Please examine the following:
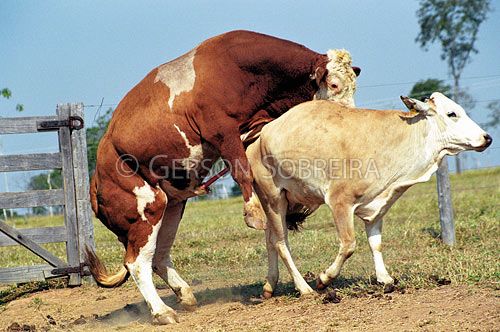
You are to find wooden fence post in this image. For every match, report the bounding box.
[70,103,96,264]
[57,104,81,286]
[436,157,455,245]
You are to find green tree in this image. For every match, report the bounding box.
[409,78,451,100]
[416,0,491,173]
[1,87,24,112]
[483,101,500,129]
[26,170,63,215]
[86,107,113,176]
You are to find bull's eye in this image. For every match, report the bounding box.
[330,83,338,89]
[447,112,457,118]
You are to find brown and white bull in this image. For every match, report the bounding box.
[246,93,492,297]
[87,30,360,324]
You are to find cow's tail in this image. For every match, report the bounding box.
[85,246,129,288]
[285,205,312,231]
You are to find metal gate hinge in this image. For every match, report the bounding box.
[37,116,84,131]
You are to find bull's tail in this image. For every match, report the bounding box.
[85,246,129,288]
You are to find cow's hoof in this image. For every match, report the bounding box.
[383,283,395,294]
[262,290,273,299]
[152,310,179,325]
[316,278,328,291]
[300,289,316,297]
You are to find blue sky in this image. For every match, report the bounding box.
[1,0,499,192]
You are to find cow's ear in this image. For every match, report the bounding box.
[310,66,327,86]
[400,96,433,118]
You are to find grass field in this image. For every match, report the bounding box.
[1,167,499,303]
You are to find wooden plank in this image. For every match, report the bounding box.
[0,265,56,284]
[436,158,455,245]
[0,153,62,172]
[58,104,81,286]
[0,226,67,247]
[0,221,67,267]
[71,103,96,263]
[0,116,58,134]
[0,189,64,209]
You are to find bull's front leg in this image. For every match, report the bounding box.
[204,123,266,229]
[365,218,394,288]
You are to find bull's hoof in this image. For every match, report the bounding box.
[179,298,198,312]
[316,277,328,291]
[243,195,267,230]
[262,290,273,299]
[152,309,179,325]
[176,288,198,311]
[244,214,267,230]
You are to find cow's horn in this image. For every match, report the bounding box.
[400,96,430,114]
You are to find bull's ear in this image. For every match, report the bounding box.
[310,66,327,86]
[352,66,361,77]
[400,96,431,116]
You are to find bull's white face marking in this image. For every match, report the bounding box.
[314,49,357,107]
[428,92,490,152]
[133,182,156,222]
[174,124,203,167]
[155,49,196,110]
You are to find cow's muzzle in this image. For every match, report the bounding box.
[475,133,493,152]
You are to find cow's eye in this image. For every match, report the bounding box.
[447,112,457,118]
[330,83,338,89]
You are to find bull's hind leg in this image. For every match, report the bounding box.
[365,218,394,286]
[317,200,356,290]
[153,201,197,310]
[124,183,180,325]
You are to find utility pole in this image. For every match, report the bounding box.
[453,79,462,174]
[436,159,455,245]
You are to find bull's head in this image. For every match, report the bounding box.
[312,49,359,108]
[401,93,492,153]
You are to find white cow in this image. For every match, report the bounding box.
[246,93,492,297]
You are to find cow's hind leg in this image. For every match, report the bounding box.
[153,201,197,310]
[365,218,394,287]
[262,191,314,297]
[263,226,279,299]
[124,184,180,325]
[317,201,356,290]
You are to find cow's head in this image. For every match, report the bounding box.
[401,92,492,153]
[312,49,359,107]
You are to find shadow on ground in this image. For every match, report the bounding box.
[98,276,365,325]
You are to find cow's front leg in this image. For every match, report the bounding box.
[153,201,197,310]
[204,123,266,229]
[365,218,394,286]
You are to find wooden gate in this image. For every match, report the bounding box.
[0,104,95,286]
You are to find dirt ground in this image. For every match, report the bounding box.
[1,283,498,332]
